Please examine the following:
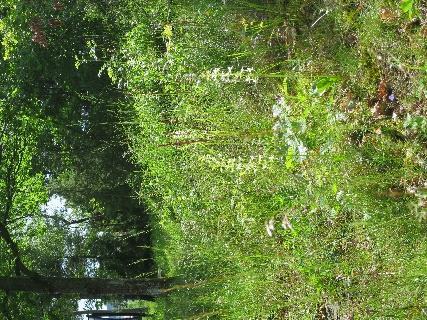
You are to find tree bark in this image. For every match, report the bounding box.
[0,276,173,299]
[74,308,150,316]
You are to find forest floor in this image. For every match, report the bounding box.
[108,0,427,318]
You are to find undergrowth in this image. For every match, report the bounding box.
[105,0,427,318]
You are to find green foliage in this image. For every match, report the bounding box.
[312,76,340,96]
[0,0,154,317]
[400,0,418,19]
[1,0,427,318]
[106,0,427,318]
[405,114,427,140]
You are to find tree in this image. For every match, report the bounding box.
[0,276,174,300]
[1,0,154,279]
[0,1,161,317]
[74,308,151,317]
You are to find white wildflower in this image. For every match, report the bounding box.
[276,95,285,106]
[335,112,347,122]
[392,111,398,121]
[297,144,307,161]
[272,104,283,118]
[281,215,293,230]
[245,76,258,84]
[266,219,275,236]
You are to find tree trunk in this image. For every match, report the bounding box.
[74,308,150,316]
[0,276,173,299]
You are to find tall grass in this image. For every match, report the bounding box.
[105,0,427,318]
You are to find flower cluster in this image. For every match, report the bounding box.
[265,215,293,237]
[202,66,258,84]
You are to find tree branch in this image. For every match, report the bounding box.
[7,213,92,226]
[0,221,39,278]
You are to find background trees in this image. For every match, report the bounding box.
[0,1,157,318]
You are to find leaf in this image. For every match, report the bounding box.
[400,0,416,19]
[400,0,414,12]
[332,183,338,194]
[312,76,340,96]
[285,147,296,169]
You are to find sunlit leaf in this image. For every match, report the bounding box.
[400,0,417,19]
[312,76,340,96]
